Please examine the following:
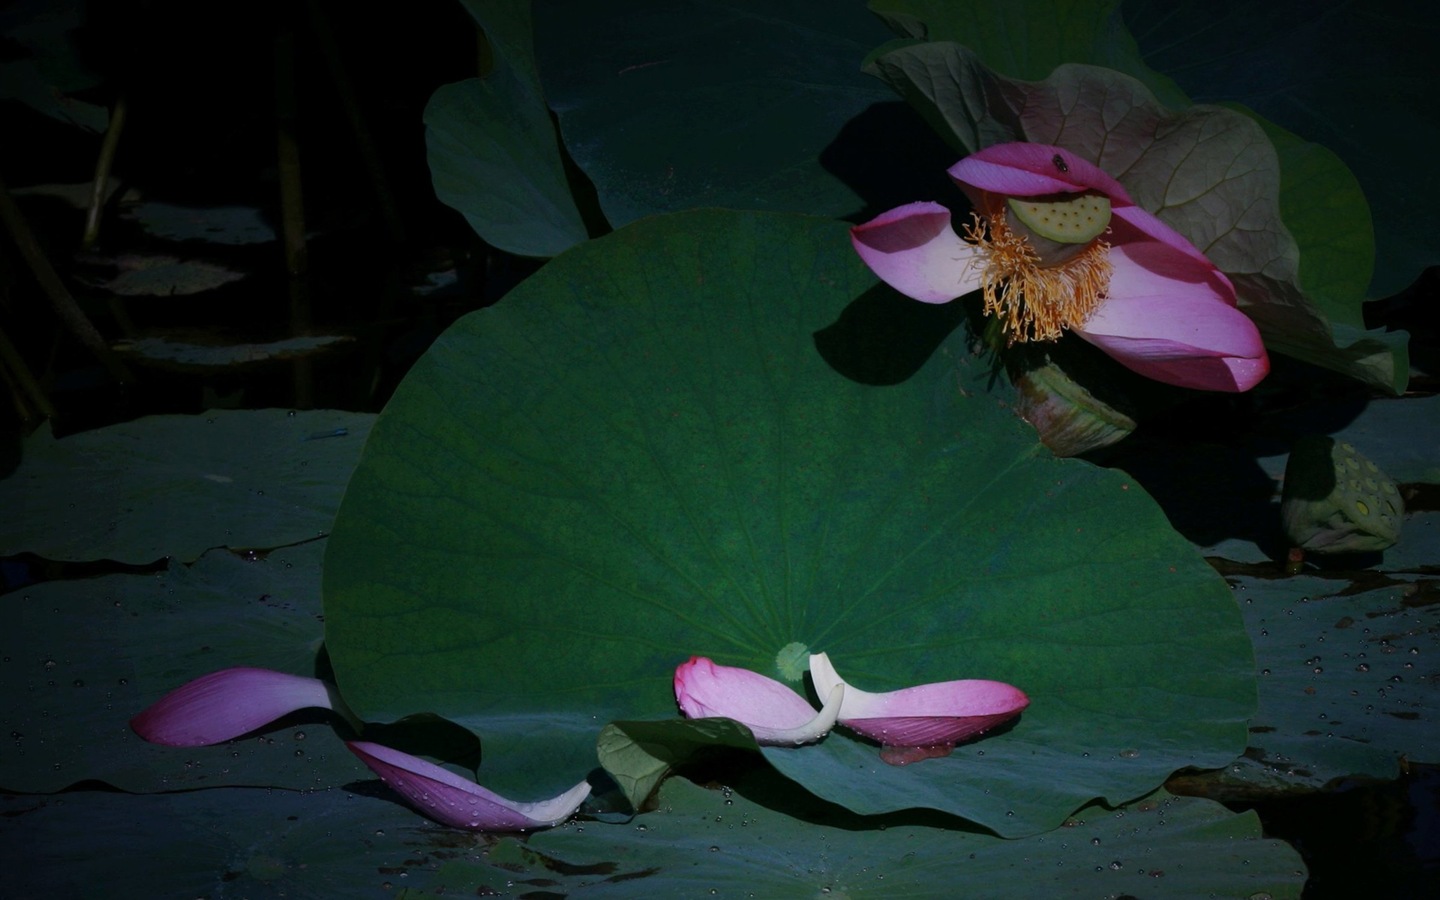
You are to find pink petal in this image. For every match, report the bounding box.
[674,656,841,746]
[1109,205,1221,271]
[1076,242,1269,391]
[849,201,986,304]
[347,741,589,831]
[809,653,1028,749]
[130,667,335,747]
[947,143,1135,206]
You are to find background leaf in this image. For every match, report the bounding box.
[424,0,590,256]
[867,0,1189,106]
[532,0,900,226]
[323,208,1254,837]
[1123,0,1439,299]
[0,410,374,564]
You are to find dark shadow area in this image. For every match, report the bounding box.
[1238,763,1440,900]
[814,284,968,385]
[818,101,961,225]
[674,748,997,836]
[315,644,483,771]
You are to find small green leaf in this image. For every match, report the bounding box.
[425,0,589,256]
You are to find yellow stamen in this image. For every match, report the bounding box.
[961,201,1113,343]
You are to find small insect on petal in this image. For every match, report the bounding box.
[1052,153,1069,173]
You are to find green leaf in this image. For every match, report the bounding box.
[531,0,897,226]
[424,0,589,256]
[0,774,1306,898]
[324,208,1254,837]
[867,0,1189,107]
[1234,108,1405,393]
[0,410,374,564]
[864,42,1402,391]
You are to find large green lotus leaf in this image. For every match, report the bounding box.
[1124,0,1438,299]
[0,410,373,564]
[323,209,1254,837]
[864,42,1403,393]
[424,0,589,257]
[0,775,1306,898]
[0,544,342,793]
[531,0,897,227]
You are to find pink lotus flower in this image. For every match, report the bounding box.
[809,653,1029,766]
[674,656,843,746]
[131,666,589,831]
[850,142,1269,392]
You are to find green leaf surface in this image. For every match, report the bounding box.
[1124,0,1440,298]
[864,41,1400,391]
[0,410,374,564]
[324,208,1254,837]
[0,774,1305,898]
[0,544,337,793]
[113,335,354,370]
[121,202,277,245]
[866,0,1189,107]
[1202,573,1439,796]
[532,0,897,226]
[76,254,246,296]
[424,0,589,257]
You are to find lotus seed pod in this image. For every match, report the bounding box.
[1006,193,1112,244]
[1014,362,1135,457]
[1281,436,1403,554]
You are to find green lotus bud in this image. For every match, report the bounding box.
[1006,193,1111,244]
[1281,436,1403,554]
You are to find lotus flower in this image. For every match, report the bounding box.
[850,142,1269,392]
[130,666,589,831]
[674,656,842,746]
[809,653,1028,766]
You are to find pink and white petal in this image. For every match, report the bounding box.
[1109,205,1222,273]
[1076,243,1268,391]
[674,656,840,746]
[809,653,1029,748]
[948,143,1134,205]
[842,711,1028,749]
[850,201,985,303]
[131,667,336,747]
[347,741,589,831]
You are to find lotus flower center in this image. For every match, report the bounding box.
[963,195,1114,343]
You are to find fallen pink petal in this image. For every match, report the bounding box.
[347,741,591,832]
[850,141,1269,392]
[674,656,842,746]
[130,666,337,747]
[809,653,1028,761]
